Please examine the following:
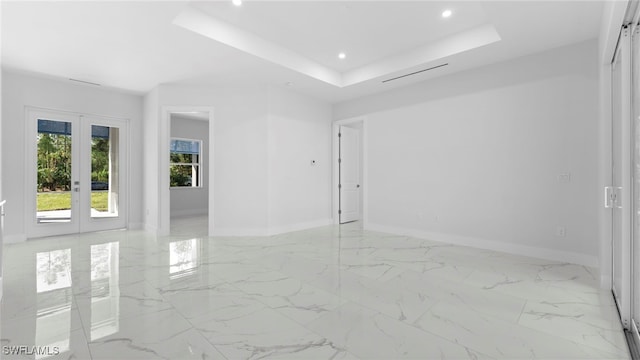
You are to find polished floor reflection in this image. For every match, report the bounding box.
[1,219,630,359]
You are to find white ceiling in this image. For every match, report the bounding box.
[1,1,604,103]
[192,1,491,72]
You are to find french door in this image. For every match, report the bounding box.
[26,108,128,238]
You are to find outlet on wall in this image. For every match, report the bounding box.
[556,226,566,237]
[558,173,571,183]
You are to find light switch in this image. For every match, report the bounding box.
[558,173,571,183]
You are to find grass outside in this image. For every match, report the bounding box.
[37,191,108,211]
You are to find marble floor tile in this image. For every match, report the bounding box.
[227,270,347,325]
[88,327,226,360]
[306,302,489,359]
[517,299,628,356]
[193,306,349,359]
[413,301,625,359]
[0,218,630,359]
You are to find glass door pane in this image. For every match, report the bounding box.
[90,125,119,219]
[28,109,80,238]
[36,120,73,224]
[80,116,127,233]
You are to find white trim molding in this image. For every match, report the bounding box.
[365,223,599,268]
[267,218,333,237]
[212,218,333,237]
[4,234,28,244]
[332,117,367,225]
[160,106,215,237]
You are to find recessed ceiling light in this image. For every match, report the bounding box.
[338,52,346,60]
[232,0,242,6]
[442,9,452,18]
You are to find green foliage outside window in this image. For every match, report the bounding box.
[37,133,72,191]
[37,134,110,192]
[170,145,200,187]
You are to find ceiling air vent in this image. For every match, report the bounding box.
[382,63,449,83]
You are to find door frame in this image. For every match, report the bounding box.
[80,115,129,233]
[332,117,367,225]
[159,106,215,237]
[24,106,130,238]
[610,27,634,329]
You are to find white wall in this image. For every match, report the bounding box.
[334,40,600,267]
[146,84,333,236]
[0,27,4,298]
[267,87,332,232]
[170,115,209,218]
[143,87,159,233]
[2,70,144,241]
[156,84,270,235]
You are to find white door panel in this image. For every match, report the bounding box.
[612,29,632,329]
[632,22,640,337]
[340,126,361,224]
[26,109,81,237]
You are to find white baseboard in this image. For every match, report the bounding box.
[144,224,160,235]
[212,219,333,237]
[212,228,269,237]
[128,222,144,230]
[600,274,612,290]
[0,276,3,301]
[365,223,598,268]
[4,234,27,244]
[170,209,208,218]
[267,218,333,236]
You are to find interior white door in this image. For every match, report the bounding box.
[632,22,640,339]
[339,126,360,224]
[26,109,128,238]
[611,29,632,329]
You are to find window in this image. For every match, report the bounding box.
[170,138,202,188]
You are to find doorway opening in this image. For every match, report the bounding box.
[333,118,365,225]
[167,110,212,237]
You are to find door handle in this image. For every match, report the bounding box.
[357,184,360,188]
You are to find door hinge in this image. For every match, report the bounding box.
[338,158,342,163]
[338,184,342,189]
[338,210,342,215]
[338,132,342,138]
